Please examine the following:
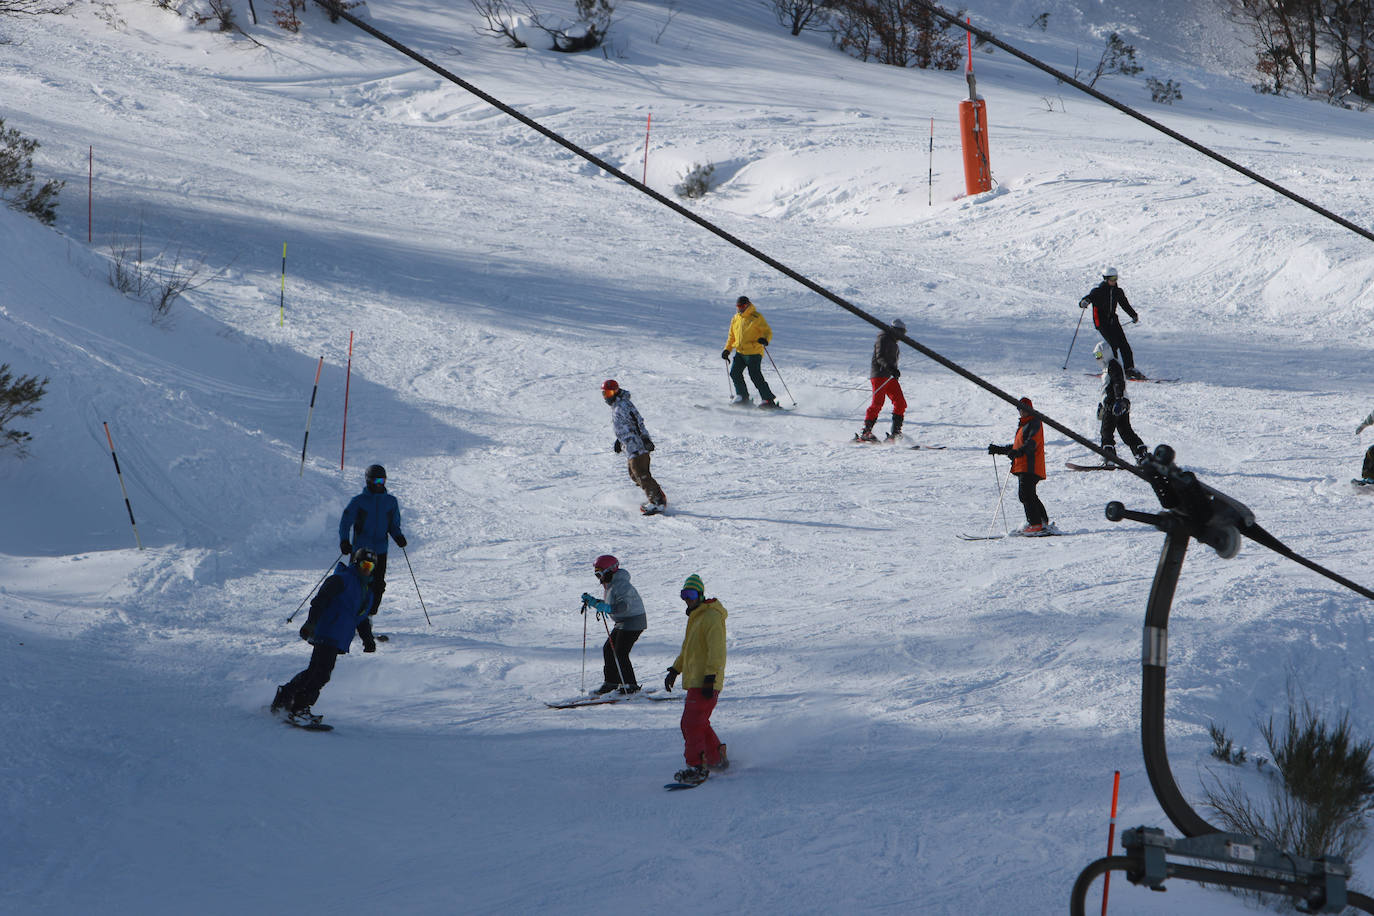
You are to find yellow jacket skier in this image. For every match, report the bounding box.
[721,296,780,409]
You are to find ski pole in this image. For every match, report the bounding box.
[859,377,892,413]
[724,356,733,399]
[581,599,589,693]
[1062,308,1086,369]
[990,455,1011,535]
[287,554,342,623]
[600,612,629,687]
[761,345,797,407]
[400,543,432,626]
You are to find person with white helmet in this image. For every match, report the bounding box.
[1079,267,1144,380]
[1093,341,1149,463]
[580,554,648,695]
[855,318,909,443]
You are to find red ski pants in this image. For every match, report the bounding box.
[864,377,906,423]
[680,688,723,767]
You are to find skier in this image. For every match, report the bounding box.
[987,397,1052,536]
[1093,341,1149,464]
[1079,267,1145,380]
[855,318,908,443]
[271,547,376,726]
[1356,410,1374,483]
[663,573,729,786]
[721,295,780,409]
[337,463,408,652]
[602,379,667,514]
[580,554,648,695]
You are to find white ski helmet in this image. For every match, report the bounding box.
[1102,267,1119,280]
[1093,340,1111,363]
[891,318,906,332]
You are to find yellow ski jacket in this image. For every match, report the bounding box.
[672,599,727,690]
[725,306,772,357]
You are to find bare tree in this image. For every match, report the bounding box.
[831,0,963,69]
[767,0,832,36]
[0,0,73,15]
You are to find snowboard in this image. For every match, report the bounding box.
[664,778,707,791]
[640,503,666,516]
[1352,478,1374,488]
[276,710,333,731]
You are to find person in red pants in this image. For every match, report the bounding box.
[664,573,728,786]
[855,318,908,442]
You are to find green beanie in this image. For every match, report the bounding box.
[682,573,705,595]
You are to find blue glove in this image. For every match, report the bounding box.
[581,593,609,613]
[1112,397,1130,417]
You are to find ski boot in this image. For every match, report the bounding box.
[854,420,878,443]
[758,398,782,410]
[672,765,709,786]
[707,743,730,771]
[287,706,323,726]
[270,685,291,713]
[885,414,904,442]
[729,394,752,406]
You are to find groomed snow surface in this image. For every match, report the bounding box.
[3,0,1374,913]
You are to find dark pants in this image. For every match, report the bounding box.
[1098,321,1134,371]
[282,643,341,713]
[627,453,665,505]
[1363,446,1374,480]
[1017,473,1048,526]
[730,352,775,401]
[1100,412,1145,457]
[367,552,389,616]
[602,628,642,687]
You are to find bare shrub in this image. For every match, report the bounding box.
[675,163,714,199]
[1146,76,1183,104]
[830,0,964,70]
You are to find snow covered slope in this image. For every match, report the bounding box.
[3,1,1374,913]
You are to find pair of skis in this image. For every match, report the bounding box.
[544,687,680,709]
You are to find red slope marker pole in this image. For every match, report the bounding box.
[928,117,934,206]
[299,355,324,476]
[103,421,143,550]
[340,331,353,470]
[88,146,93,244]
[1101,770,1121,915]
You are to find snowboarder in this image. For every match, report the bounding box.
[602,379,667,514]
[338,463,408,652]
[987,397,1052,536]
[856,318,908,443]
[1079,267,1144,380]
[721,295,780,409]
[271,547,376,725]
[663,573,729,787]
[1093,341,1149,463]
[580,554,648,695]
[1356,410,1374,483]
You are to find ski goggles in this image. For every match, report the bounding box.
[680,588,700,603]
[358,559,375,574]
[370,476,385,486]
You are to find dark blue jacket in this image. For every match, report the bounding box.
[339,488,405,556]
[307,562,372,652]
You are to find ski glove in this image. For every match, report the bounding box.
[892,369,900,379]
[581,594,609,614]
[701,674,716,700]
[340,540,352,556]
[758,338,769,346]
[987,444,1009,456]
[721,349,731,361]
[643,437,654,452]
[614,439,622,454]
[1132,316,1139,324]
[299,622,315,641]
[394,533,407,548]
[1112,397,1130,417]
[1078,298,1090,309]
[665,668,679,692]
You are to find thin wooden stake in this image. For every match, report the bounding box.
[103,421,143,549]
[299,356,324,476]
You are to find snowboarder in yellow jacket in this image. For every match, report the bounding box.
[664,573,728,786]
[721,295,780,409]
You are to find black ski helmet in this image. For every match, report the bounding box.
[352,546,378,568]
[365,464,387,492]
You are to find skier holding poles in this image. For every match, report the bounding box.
[1078,267,1145,379]
[987,397,1053,536]
[580,554,647,695]
[1093,341,1149,464]
[338,463,408,651]
[721,295,781,409]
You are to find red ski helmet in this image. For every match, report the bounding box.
[593,555,619,578]
[601,379,619,399]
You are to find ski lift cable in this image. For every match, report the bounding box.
[310,1,1374,603]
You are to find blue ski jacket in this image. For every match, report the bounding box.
[306,561,372,652]
[338,488,405,556]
